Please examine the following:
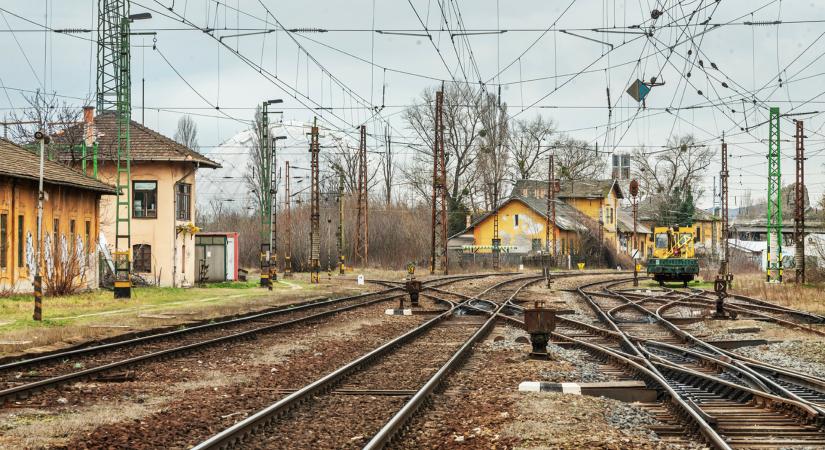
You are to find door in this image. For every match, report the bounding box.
[206,244,226,281]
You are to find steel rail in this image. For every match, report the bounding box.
[0,287,400,371]
[0,275,482,405]
[596,280,825,419]
[362,277,541,449]
[496,301,731,449]
[191,274,541,450]
[0,292,406,405]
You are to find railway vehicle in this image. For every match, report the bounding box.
[646,225,699,287]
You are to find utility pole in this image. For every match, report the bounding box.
[630,179,639,287]
[794,120,806,284]
[309,118,321,284]
[355,125,369,267]
[337,167,345,275]
[33,131,48,320]
[258,100,283,288]
[715,137,733,317]
[99,1,131,298]
[766,107,783,283]
[545,153,558,288]
[259,102,271,288]
[430,90,448,275]
[283,160,292,278]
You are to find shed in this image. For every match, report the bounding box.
[195,232,239,282]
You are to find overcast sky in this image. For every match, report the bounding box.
[1,0,824,209]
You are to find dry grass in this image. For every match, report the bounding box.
[730,272,825,315]
[0,271,391,357]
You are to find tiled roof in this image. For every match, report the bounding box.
[0,138,116,194]
[616,208,652,234]
[511,178,624,200]
[450,195,588,239]
[54,113,220,168]
[626,202,717,223]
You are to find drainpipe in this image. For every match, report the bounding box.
[172,161,199,288]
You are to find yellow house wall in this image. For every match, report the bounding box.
[0,176,102,292]
[97,161,197,287]
[471,200,578,254]
[562,191,620,252]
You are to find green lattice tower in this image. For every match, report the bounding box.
[766,107,783,283]
[259,102,272,287]
[98,0,132,298]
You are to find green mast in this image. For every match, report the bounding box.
[98,0,132,298]
[766,107,783,283]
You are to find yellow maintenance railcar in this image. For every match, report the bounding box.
[647,226,699,287]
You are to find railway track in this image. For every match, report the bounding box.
[191,274,544,449]
[545,278,825,449]
[0,274,490,405]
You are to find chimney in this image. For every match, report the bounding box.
[83,106,95,146]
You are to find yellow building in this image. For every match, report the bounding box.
[0,138,115,292]
[511,179,624,253]
[449,195,586,257]
[56,109,220,287]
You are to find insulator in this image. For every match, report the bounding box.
[721,82,729,88]
[288,28,328,33]
[697,90,704,96]
[711,62,718,70]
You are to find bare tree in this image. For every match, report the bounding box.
[476,92,510,210]
[631,134,713,225]
[8,90,86,163]
[244,106,266,213]
[510,115,555,181]
[632,134,713,199]
[552,137,607,182]
[173,114,199,150]
[403,83,485,203]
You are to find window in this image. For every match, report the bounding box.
[85,220,91,254]
[133,181,158,218]
[655,233,669,249]
[133,244,151,273]
[70,220,76,250]
[514,214,519,227]
[176,183,191,221]
[17,215,23,267]
[0,214,6,269]
[531,238,542,252]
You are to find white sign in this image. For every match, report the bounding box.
[357,274,365,285]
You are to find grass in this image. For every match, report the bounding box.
[0,272,371,356]
[728,272,825,315]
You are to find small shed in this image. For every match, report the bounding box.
[195,232,239,282]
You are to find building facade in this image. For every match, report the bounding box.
[511,179,624,252]
[57,111,219,287]
[0,139,115,292]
